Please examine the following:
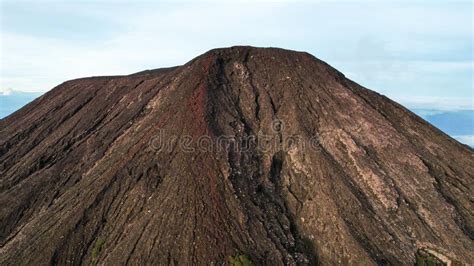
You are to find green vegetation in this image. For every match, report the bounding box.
[91,237,106,260]
[228,254,255,266]
[415,251,441,266]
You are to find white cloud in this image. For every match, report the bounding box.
[453,135,474,147]
[1,3,291,92]
[0,88,13,96]
[391,96,474,111]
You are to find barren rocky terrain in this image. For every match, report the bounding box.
[0,46,472,265]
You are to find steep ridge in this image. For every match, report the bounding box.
[0,46,472,265]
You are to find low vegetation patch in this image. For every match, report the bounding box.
[228,254,255,266]
[91,237,106,260]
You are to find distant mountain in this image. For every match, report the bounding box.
[0,91,42,118]
[0,46,473,265]
[414,109,474,146]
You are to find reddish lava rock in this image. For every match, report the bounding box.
[0,46,473,265]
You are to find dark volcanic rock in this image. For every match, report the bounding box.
[0,46,473,265]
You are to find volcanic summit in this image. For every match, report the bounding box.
[0,46,473,265]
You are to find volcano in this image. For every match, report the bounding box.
[0,46,473,265]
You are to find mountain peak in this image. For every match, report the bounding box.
[184,46,319,70]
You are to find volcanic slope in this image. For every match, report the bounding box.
[0,46,473,265]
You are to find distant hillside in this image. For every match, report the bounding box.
[0,91,42,118]
[414,109,474,146]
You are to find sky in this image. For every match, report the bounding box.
[0,0,473,144]
[0,0,472,106]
